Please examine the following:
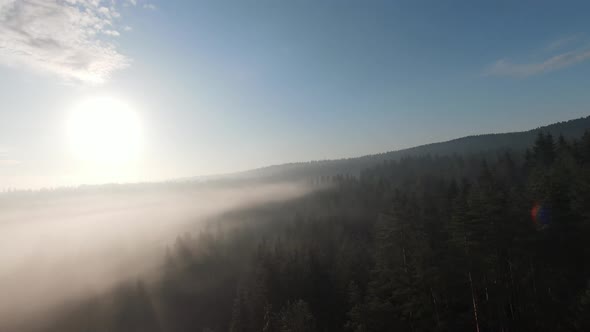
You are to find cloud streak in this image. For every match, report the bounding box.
[485,37,590,78]
[545,35,579,52]
[0,0,133,84]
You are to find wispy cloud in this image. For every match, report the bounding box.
[485,36,590,78]
[143,3,156,10]
[545,35,579,52]
[0,0,137,84]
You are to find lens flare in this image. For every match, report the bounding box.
[531,202,550,229]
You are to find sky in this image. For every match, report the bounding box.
[1,0,590,189]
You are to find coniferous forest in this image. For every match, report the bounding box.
[36,131,590,332]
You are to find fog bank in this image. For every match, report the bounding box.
[0,181,312,330]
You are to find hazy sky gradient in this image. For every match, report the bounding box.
[2,0,590,189]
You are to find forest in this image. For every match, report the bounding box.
[31,130,590,332]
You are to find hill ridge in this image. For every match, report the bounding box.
[233,115,590,180]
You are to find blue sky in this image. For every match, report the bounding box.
[1,0,590,189]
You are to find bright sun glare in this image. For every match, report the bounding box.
[68,97,141,165]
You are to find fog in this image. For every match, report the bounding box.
[0,181,312,330]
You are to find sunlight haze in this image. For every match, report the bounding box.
[1,0,590,189]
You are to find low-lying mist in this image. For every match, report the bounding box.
[0,181,313,330]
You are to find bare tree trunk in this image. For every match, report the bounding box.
[469,271,481,332]
[431,286,441,330]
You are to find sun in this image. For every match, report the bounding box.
[67,97,141,166]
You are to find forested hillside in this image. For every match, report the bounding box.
[235,116,590,181]
[38,130,590,332]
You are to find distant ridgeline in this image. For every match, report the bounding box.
[234,115,590,181]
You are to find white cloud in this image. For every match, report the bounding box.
[0,0,133,84]
[143,3,155,10]
[485,36,590,78]
[104,29,120,36]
